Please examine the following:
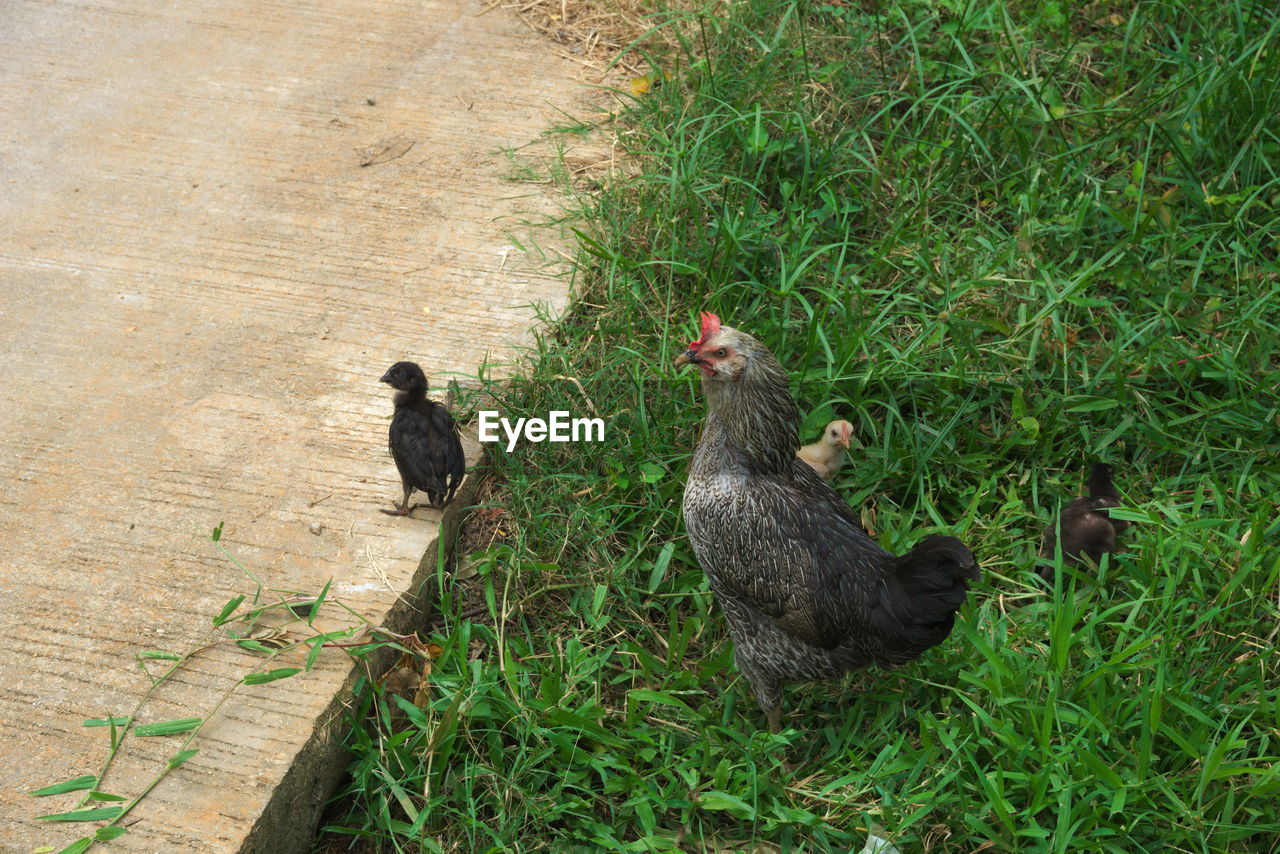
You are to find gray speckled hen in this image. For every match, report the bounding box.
[676,312,979,731]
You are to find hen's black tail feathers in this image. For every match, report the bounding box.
[885,535,979,656]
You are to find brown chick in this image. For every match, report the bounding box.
[1039,462,1128,577]
[797,419,854,480]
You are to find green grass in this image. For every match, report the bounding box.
[318,0,1280,851]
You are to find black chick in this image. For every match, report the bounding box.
[1039,462,1127,575]
[379,361,465,516]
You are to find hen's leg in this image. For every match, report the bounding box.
[751,676,784,733]
[733,641,784,732]
[758,683,795,771]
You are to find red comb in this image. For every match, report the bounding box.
[689,311,721,348]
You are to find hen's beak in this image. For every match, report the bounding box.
[674,350,699,368]
[837,437,852,449]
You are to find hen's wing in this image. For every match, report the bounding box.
[687,460,903,650]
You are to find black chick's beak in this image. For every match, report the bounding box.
[379,370,394,384]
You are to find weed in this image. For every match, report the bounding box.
[320,1,1280,851]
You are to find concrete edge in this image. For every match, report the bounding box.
[241,430,489,854]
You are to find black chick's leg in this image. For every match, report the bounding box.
[407,491,443,514]
[381,482,414,517]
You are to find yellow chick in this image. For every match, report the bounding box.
[797,419,854,481]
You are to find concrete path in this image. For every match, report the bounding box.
[0,1,595,850]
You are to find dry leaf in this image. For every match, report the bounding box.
[382,665,420,700]
[861,506,877,538]
[630,71,662,96]
[240,626,291,650]
[455,554,482,581]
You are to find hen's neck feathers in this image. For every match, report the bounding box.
[701,341,799,473]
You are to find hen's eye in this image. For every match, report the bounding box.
[715,348,727,358]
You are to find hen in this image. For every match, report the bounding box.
[1039,462,1127,575]
[677,312,979,731]
[380,361,466,516]
[797,419,854,480]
